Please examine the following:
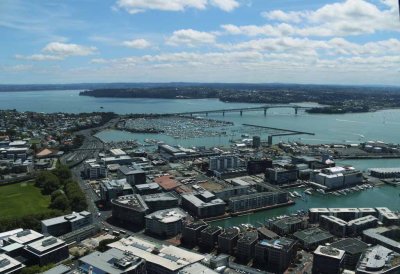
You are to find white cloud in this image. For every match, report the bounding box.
[122,39,152,49]
[230,0,399,38]
[115,0,207,14]
[261,10,304,23]
[43,42,97,56]
[15,54,64,61]
[166,29,216,47]
[210,0,239,12]
[115,0,240,13]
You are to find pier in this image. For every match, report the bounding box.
[242,123,315,145]
[170,105,312,117]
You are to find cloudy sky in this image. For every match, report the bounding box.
[1,0,399,85]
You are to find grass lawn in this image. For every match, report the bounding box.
[0,181,52,220]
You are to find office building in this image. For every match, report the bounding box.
[83,159,106,179]
[118,166,146,186]
[218,227,240,255]
[228,191,288,213]
[312,245,345,274]
[236,231,258,262]
[247,158,272,175]
[294,228,334,250]
[270,216,307,235]
[143,193,179,212]
[0,254,25,274]
[24,237,69,266]
[100,179,133,205]
[79,248,146,274]
[330,238,369,270]
[181,221,208,247]
[209,155,243,171]
[356,245,400,274]
[200,226,222,250]
[111,194,150,227]
[109,236,204,274]
[145,208,187,237]
[101,155,132,166]
[265,167,298,185]
[41,211,93,237]
[181,192,225,218]
[134,183,161,195]
[257,237,296,273]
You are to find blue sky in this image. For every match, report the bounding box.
[0,0,399,85]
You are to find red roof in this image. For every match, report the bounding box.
[154,176,181,191]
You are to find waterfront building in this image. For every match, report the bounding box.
[256,237,296,273]
[312,166,362,190]
[200,226,222,250]
[236,231,258,262]
[370,168,400,179]
[218,227,240,255]
[257,227,279,240]
[181,192,225,218]
[144,208,188,237]
[100,178,133,205]
[294,227,334,250]
[24,237,69,266]
[330,238,369,270]
[181,221,208,247]
[0,254,25,274]
[213,185,250,201]
[376,207,400,226]
[309,208,331,223]
[118,166,146,186]
[79,248,146,274]
[270,216,307,235]
[110,148,127,157]
[356,245,400,274]
[252,136,261,148]
[111,194,149,227]
[41,211,93,237]
[320,215,348,237]
[265,166,298,185]
[312,245,345,274]
[347,215,378,236]
[108,236,204,274]
[228,191,288,213]
[309,208,378,223]
[247,158,272,175]
[83,159,106,179]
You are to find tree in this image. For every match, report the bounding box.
[97,238,120,252]
[42,176,60,195]
[52,164,71,182]
[50,195,70,211]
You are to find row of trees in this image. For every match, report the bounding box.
[35,162,88,212]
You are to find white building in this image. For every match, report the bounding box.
[312,166,362,189]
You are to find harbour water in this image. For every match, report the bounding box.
[2,89,400,227]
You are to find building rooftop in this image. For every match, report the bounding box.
[185,221,208,230]
[357,245,400,273]
[145,208,187,224]
[154,175,181,191]
[202,226,222,235]
[238,231,258,244]
[118,165,144,175]
[321,215,348,226]
[111,194,149,212]
[110,148,127,157]
[108,237,204,272]
[101,178,132,191]
[0,254,25,273]
[259,237,295,250]
[143,192,178,202]
[181,193,225,208]
[26,236,65,254]
[314,245,345,259]
[257,227,279,240]
[8,229,43,245]
[178,262,218,274]
[79,248,144,274]
[42,264,71,274]
[135,183,160,191]
[330,238,369,255]
[41,211,92,227]
[272,216,305,230]
[294,227,333,245]
[219,227,240,240]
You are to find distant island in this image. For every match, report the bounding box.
[79,84,400,114]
